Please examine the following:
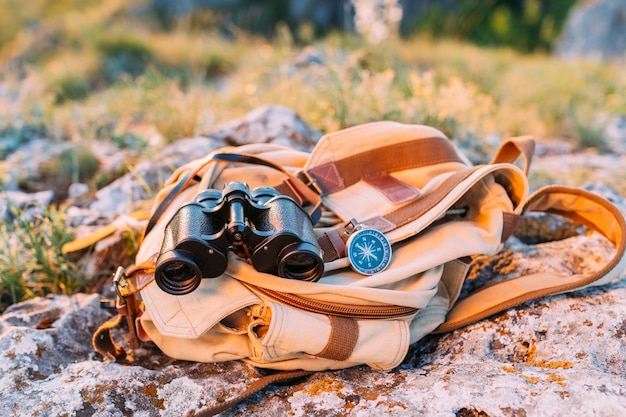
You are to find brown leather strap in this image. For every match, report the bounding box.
[436,185,626,333]
[92,314,129,362]
[318,167,478,262]
[319,228,349,261]
[363,168,477,232]
[501,211,521,242]
[186,370,314,417]
[211,152,323,224]
[304,136,464,194]
[363,173,420,204]
[490,136,535,175]
[315,315,359,361]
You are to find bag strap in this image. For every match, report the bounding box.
[302,136,466,195]
[185,370,314,417]
[318,167,480,261]
[489,136,535,174]
[210,152,323,224]
[435,185,626,333]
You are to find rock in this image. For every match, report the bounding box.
[208,105,323,151]
[0,139,69,192]
[0,189,54,222]
[556,0,626,61]
[1,236,625,416]
[529,150,626,193]
[604,114,626,154]
[89,106,322,217]
[0,123,49,160]
[88,136,223,217]
[67,182,91,206]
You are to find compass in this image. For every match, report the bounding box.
[346,226,392,275]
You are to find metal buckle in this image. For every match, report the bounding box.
[113,266,134,300]
[299,170,323,195]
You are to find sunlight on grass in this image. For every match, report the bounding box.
[1,27,622,152]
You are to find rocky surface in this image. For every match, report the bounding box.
[1,244,625,417]
[1,106,626,416]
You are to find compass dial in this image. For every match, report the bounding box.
[346,228,392,275]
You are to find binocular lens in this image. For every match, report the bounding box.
[162,260,196,282]
[156,258,202,295]
[278,243,324,282]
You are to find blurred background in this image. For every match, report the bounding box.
[0,0,624,148]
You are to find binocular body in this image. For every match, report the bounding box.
[155,181,324,295]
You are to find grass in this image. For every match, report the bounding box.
[0,205,83,312]
[0,1,625,309]
[2,28,623,151]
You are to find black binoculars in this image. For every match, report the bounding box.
[155,181,324,295]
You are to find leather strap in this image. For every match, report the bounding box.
[211,152,323,225]
[185,370,314,417]
[490,136,535,174]
[92,314,129,363]
[318,167,478,261]
[436,185,626,333]
[363,173,420,204]
[304,136,465,195]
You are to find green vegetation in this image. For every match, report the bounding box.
[0,0,624,310]
[409,0,578,53]
[0,206,82,312]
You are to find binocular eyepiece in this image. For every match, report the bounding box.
[155,181,324,295]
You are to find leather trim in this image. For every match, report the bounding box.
[501,212,521,243]
[364,173,420,204]
[306,136,464,195]
[307,161,344,194]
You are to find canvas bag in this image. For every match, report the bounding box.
[74,121,626,417]
[87,121,626,376]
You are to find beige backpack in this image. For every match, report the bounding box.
[81,122,626,415]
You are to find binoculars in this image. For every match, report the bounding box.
[155,181,324,295]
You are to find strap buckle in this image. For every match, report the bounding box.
[298,170,323,195]
[113,266,134,301]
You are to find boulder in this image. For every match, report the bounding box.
[89,105,321,217]
[556,0,626,61]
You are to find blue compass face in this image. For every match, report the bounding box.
[346,228,392,275]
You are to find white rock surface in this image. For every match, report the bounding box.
[1,231,625,416]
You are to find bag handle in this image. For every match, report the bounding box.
[436,185,626,333]
[185,370,313,417]
[490,136,535,174]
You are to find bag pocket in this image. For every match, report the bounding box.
[247,301,411,371]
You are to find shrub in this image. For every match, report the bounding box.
[97,34,154,83]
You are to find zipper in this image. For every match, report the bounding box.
[249,285,418,319]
